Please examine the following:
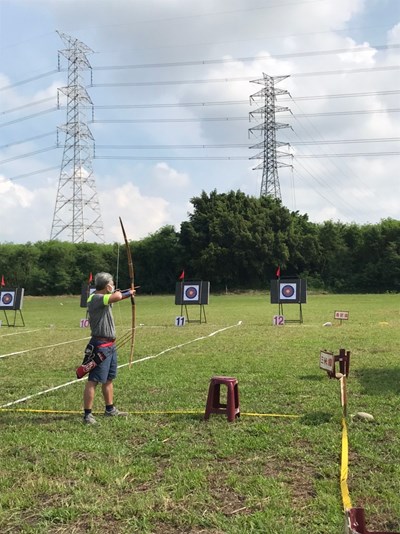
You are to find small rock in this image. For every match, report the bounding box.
[351,412,374,422]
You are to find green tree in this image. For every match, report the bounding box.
[133,225,183,293]
[179,190,307,290]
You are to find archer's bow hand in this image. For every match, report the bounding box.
[119,288,136,300]
[110,288,136,302]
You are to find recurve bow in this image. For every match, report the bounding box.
[119,217,136,369]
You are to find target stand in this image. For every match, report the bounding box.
[278,302,303,324]
[175,281,210,324]
[0,288,25,327]
[181,303,207,324]
[271,278,307,324]
[3,309,25,327]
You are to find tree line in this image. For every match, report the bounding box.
[1,190,399,295]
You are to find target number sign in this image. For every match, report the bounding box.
[80,318,90,328]
[175,316,186,327]
[334,311,349,320]
[273,315,285,326]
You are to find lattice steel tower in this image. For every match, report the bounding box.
[249,74,292,200]
[50,31,104,242]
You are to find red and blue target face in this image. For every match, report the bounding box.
[183,284,200,302]
[279,283,297,300]
[1,292,14,307]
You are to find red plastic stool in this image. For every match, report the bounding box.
[204,376,240,422]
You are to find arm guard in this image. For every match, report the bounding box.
[120,289,132,299]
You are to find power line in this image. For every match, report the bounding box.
[1,97,55,116]
[3,89,399,117]
[2,136,398,152]
[6,166,60,181]
[0,146,58,165]
[92,152,399,160]
[92,44,400,71]
[94,138,400,149]
[0,107,59,128]
[292,163,358,220]
[286,97,369,214]
[4,151,397,183]
[3,145,398,168]
[90,65,400,88]
[90,108,400,124]
[0,132,56,149]
[2,42,398,92]
[1,105,398,129]
[0,70,60,91]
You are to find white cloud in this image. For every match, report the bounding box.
[387,22,400,43]
[100,182,170,242]
[0,0,399,243]
[152,162,190,190]
[337,40,377,65]
[0,175,55,242]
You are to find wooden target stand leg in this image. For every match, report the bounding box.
[278,303,303,324]
[3,309,25,327]
[181,304,207,324]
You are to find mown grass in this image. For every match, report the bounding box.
[0,292,399,533]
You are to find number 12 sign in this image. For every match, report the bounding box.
[273,315,285,326]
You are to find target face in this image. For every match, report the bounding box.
[279,283,297,301]
[1,291,15,307]
[183,284,200,302]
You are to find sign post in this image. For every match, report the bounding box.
[334,310,349,326]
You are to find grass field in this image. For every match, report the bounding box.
[0,292,399,533]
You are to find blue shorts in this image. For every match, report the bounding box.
[88,343,117,384]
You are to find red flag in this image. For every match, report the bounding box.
[1,274,5,287]
[276,266,281,278]
[178,270,185,280]
[88,272,93,284]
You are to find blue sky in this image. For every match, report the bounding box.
[0,0,399,243]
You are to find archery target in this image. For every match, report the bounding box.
[0,288,24,310]
[270,279,306,304]
[1,291,15,307]
[280,283,297,301]
[175,281,210,305]
[183,284,200,302]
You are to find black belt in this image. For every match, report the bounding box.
[93,336,115,342]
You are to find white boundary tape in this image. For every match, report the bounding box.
[0,336,90,359]
[0,328,43,338]
[0,321,242,408]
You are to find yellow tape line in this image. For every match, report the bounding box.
[0,407,301,418]
[340,415,352,510]
[339,375,352,511]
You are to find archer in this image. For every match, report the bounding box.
[77,272,135,425]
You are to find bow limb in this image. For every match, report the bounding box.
[119,217,136,369]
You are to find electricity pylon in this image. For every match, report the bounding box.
[249,73,292,200]
[50,31,104,242]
